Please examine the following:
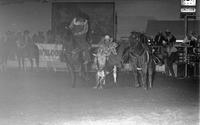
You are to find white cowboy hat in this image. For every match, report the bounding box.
[105,35,110,40]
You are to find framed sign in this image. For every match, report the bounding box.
[181,0,196,6]
[180,7,196,13]
[180,0,197,18]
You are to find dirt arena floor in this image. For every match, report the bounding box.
[0,69,199,125]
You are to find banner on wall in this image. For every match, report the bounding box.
[36,43,66,70]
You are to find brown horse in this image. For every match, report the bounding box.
[123,32,155,90]
[62,29,91,88]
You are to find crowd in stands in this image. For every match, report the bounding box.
[0,30,54,44]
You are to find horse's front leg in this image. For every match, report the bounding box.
[140,66,148,90]
[148,63,154,89]
[94,71,101,89]
[83,63,89,81]
[131,62,139,87]
[94,70,105,89]
[132,69,139,87]
[30,58,33,71]
[113,65,117,87]
[35,56,39,72]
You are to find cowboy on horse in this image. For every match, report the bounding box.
[92,35,118,70]
[69,16,91,65]
[91,35,118,89]
[123,31,153,89]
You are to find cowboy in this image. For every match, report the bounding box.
[23,30,33,45]
[92,35,117,56]
[69,16,91,64]
[166,42,178,77]
[92,35,118,69]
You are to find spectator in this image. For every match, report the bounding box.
[183,34,190,44]
[154,31,164,46]
[16,32,24,48]
[163,29,176,46]
[46,30,53,43]
[23,30,33,45]
[38,31,45,43]
[32,33,38,43]
[166,42,178,77]
[189,31,197,47]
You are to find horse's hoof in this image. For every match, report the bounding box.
[93,86,98,89]
[135,84,140,88]
[98,86,103,90]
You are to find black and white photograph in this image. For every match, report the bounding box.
[0,0,199,124]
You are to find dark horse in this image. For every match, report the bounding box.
[16,42,39,71]
[61,29,91,88]
[123,32,155,90]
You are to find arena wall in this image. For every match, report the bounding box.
[0,0,199,39]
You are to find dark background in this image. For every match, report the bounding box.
[52,2,114,43]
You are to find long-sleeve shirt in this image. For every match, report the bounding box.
[94,37,118,56]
